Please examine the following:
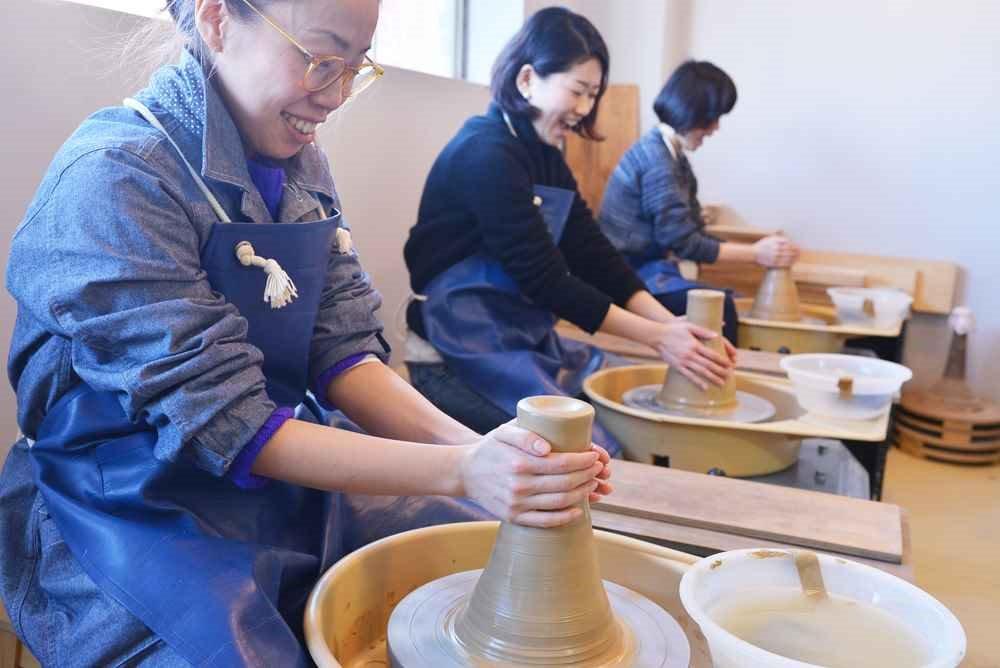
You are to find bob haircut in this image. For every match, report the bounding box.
[490,7,609,141]
[653,60,737,133]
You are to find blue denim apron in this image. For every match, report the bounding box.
[420,183,621,455]
[20,100,488,666]
[633,257,701,297]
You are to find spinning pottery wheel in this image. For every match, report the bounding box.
[386,397,690,667]
[582,290,894,476]
[623,289,775,424]
[737,268,904,354]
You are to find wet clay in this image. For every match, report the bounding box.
[657,290,739,416]
[386,396,686,667]
[452,396,623,664]
[749,268,803,322]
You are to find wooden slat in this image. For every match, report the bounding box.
[895,422,1000,451]
[593,460,904,562]
[564,84,640,213]
[703,223,779,243]
[589,510,915,582]
[699,251,955,315]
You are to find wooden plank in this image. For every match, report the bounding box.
[555,321,787,375]
[698,251,955,314]
[799,250,955,314]
[564,84,640,213]
[703,223,778,243]
[590,510,915,582]
[593,460,904,562]
[791,262,867,288]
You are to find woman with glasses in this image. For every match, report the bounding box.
[598,61,800,344]
[403,8,736,452]
[0,1,611,664]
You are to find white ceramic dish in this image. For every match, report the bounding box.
[827,287,913,329]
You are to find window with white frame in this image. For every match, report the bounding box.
[373,0,464,79]
[54,0,521,83]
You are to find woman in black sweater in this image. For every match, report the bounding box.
[403,8,734,452]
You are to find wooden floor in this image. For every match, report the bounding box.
[882,448,1000,667]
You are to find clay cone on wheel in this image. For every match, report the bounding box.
[657,289,737,416]
[750,267,803,322]
[453,396,625,664]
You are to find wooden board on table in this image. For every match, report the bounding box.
[593,460,905,563]
[590,510,914,583]
[703,223,779,243]
[555,321,786,375]
[699,251,956,315]
[564,84,639,213]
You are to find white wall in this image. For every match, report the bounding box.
[684,0,1000,400]
[465,0,524,85]
[0,0,490,453]
[528,0,1000,401]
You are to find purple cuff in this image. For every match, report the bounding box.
[228,406,295,490]
[311,353,370,411]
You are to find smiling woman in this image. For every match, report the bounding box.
[1,0,613,665]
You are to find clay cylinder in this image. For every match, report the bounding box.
[657,289,737,414]
[453,396,624,665]
[750,267,803,322]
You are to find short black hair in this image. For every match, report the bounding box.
[490,7,609,141]
[653,61,737,133]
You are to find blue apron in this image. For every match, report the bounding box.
[633,257,702,297]
[22,101,489,666]
[420,184,621,455]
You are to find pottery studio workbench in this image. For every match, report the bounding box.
[591,459,913,583]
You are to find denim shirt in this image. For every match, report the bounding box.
[598,126,721,266]
[6,51,388,476]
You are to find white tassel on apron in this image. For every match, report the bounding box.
[234,241,299,309]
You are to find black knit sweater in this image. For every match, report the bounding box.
[405,103,645,336]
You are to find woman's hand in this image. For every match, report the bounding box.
[459,422,613,528]
[753,235,800,268]
[701,204,721,227]
[647,320,734,390]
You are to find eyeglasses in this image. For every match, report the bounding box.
[238,0,384,97]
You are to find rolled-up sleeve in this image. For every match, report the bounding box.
[6,148,275,476]
[307,209,390,391]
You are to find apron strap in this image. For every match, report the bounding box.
[123,97,299,309]
[123,98,232,224]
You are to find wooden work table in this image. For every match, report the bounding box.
[592,460,913,582]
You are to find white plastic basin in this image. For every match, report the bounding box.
[780,353,912,420]
[679,549,965,668]
[827,287,913,329]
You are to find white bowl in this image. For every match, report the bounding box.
[679,549,966,668]
[779,353,912,420]
[827,287,913,329]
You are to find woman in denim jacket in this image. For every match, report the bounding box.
[0,1,611,664]
[599,61,799,343]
